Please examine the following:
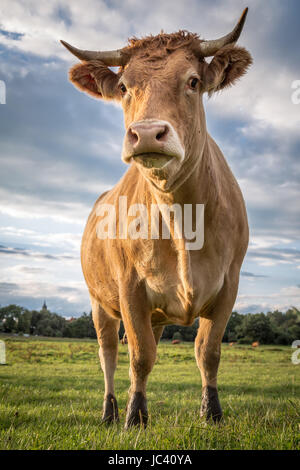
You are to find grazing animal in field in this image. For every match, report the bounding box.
[172,339,181,345]
[61,7,252,428]
[252,341,259,348]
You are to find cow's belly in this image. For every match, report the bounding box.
[84,225,227,326]
[143,260,225,327]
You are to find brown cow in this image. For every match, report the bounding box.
[61,8,252,428]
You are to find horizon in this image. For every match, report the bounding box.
[1,300,299,320]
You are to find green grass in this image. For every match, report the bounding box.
[0,335,299,450]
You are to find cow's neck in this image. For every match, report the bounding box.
[144,132,218,311]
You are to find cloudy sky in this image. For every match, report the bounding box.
[0,0,299,316]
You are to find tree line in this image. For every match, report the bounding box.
[0,304,299,345]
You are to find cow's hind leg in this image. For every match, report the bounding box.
[194,271,239,422]
[91,296,120,424]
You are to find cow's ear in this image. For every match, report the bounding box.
[203,45,252,95]
[69,60,121,100]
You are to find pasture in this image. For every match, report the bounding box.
[0,335,299,450]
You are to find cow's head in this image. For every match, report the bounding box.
[62,8,252,192]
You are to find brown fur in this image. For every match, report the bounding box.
[69,32,252,100]
[65,29,252,428]
[125,30,202,59]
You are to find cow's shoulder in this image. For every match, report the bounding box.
[206,134,249,259]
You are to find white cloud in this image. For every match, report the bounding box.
[0,226,82,251]
[240,178,300,213]
[249,235,294,250]
[207,66,300,136]
[0,187,89,224]
[0,278,89,310]
[235,285,300,313]
[0,0,129,59]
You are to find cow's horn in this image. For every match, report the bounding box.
[200,7,248,57]
[60,40,129,66]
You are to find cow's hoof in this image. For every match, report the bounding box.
[200,386,223,423]
[125,392,148,429]
[102,393,119,424]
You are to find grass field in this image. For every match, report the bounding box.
[0,334,299,450]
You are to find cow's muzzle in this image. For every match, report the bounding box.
[122,119,184,167]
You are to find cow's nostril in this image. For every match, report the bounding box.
[128,127,139,145]
[156,126,168,141]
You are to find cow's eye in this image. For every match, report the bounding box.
[189,77,199,90]
[119,83,127,94]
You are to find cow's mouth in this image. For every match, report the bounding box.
[133,153,173,169]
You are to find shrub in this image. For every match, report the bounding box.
[172,331,183,341]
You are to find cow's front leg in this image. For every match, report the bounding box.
[195,320,223,422]
[194,272,239,422]
[91,296,120,424]
[121,294,156,429]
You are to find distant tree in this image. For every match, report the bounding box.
[30,310,43,335]
[172,331,183,341]
[65,313,96,338]
[267,307,300,344]
[161,319,198,342]
[273,331,293,345]
[0,303,298,344]
[236,335,253,345]
[236,313,274,344]
[162,324,178,340]
[267,309,286,327]
[2,315,18,333]
[223,311,243,342]
[17,309,32,334]
[287,324,300,341]
[0,304,27,333]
